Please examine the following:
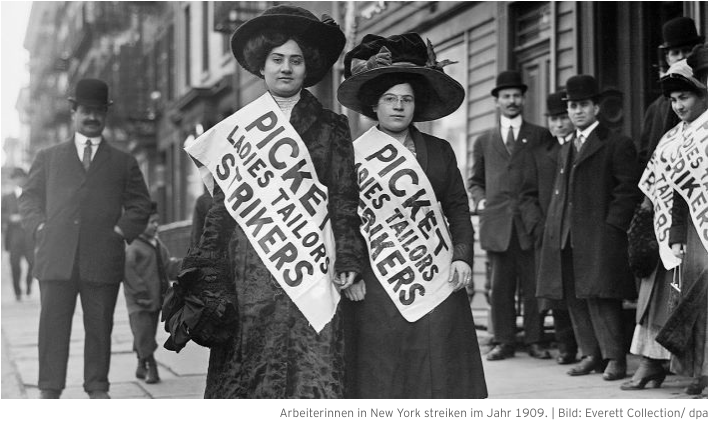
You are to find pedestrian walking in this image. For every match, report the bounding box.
[19,78,152,399]
[468,70,552,361]
[2,167,34,301]
[338,32,487,399]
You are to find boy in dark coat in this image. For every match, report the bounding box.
[124,202,181,384]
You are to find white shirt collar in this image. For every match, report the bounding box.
[75,133,101,161]
[75,132,101,147]
[576,120,599,141]
[557,131,574,145]
[500,114,523,129]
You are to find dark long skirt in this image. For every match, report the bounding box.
[669,223,708,378]
[204,226,345,398]
[344,264,488,399]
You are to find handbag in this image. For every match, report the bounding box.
[162,247,239,352]
[626,202,660,279]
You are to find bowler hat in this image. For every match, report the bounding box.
[231,5,345,87]
[545,91,568,116]
[491,70,528,97]
[661,17,702,49]
[68,78,113,107]
[337,33,464,122]
[563,75,599,102]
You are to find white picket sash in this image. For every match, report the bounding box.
[184,93,338,333]
[354,127,454,322]
[667,111,708,252]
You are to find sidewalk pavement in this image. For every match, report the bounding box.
[1,251,705,399]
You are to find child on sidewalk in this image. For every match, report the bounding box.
[123,202,181,384]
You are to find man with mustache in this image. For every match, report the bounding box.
[469,70,553,361]
[20,78,151,399]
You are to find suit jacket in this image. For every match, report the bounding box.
[468,120,553,252]
[20,137,151,284]
[519,136,564,248]
[534,124,642,299]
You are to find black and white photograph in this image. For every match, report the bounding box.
[0,0,707,421]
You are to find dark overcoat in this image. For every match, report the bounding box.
[468,121,553,252]
[519,137,562,245]
[20,138,151,284]
[535,124,642,299]
[344,125,486,399]
[196,89,365,398]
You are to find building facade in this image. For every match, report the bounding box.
[20,1,707,256]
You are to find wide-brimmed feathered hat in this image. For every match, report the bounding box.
[661,59,707,96]
[337,33,464,122]
[230,5,345,87]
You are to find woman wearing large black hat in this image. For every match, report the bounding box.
[338,33,487,398]
[187,5,364,398]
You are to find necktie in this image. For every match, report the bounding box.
[82,140,92,171]
[574,134,584,153]
[505,126,515,154]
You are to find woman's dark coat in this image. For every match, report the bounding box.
[193,89,364,398]
[344,126,487,399]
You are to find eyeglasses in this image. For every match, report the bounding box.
[379,94,415,106]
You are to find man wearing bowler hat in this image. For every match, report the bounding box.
[519,91,579,365]
[638,16,703,166]
[20,78,151,399]
[536,75,641,380]
[469,70,553,361]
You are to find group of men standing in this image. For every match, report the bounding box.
[469,16,703,383]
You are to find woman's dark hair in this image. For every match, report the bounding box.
[357,73,432,117]
[242,30,324,76]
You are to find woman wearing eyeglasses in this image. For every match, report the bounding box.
[337,33,487,399]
